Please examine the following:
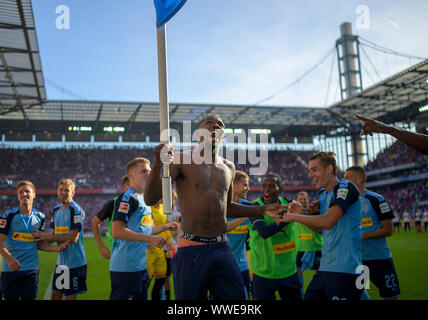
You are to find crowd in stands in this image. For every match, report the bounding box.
[366,140,428,171]
[1,142,428,231]
[0,148,313,190]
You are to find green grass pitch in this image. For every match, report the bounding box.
[1,230,426,300]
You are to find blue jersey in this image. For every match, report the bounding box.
[361,190,394,261]
[319,178,362,275]
[51,201,87,269]
[109,188,153,272]
[0,207,46,272]
[226,199,251,272]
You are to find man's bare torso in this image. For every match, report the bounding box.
[173,152,234,237]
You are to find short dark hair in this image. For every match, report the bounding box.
[346,166,367,183]
[263,174,282,189]
[310,152,337,175]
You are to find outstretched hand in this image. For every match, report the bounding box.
[263,203,287,219]
[354,114,392,136]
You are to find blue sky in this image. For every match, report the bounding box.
[32,0,428,107]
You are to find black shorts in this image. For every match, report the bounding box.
[0,269,38,300]
[304,271,363,300]
[363,258,401,299]
[110,269,149,300]
[52,264,87,298]
[415,221,421,226]
[171,241,247,300]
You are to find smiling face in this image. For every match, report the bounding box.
[308,158,332,189]
[297,192,308,208]
[262,177,281,204]
[17,184,35,208]
[57,183,75,205]
[233,177,250,200]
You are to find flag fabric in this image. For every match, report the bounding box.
[153,0,187,27]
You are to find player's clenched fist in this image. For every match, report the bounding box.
[154,143,175,165]
[148,235,167,248]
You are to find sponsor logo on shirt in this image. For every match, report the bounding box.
[228,225,249,234]
[13,232,36,241]
[74,214,82,224]
[273,241,296,254]
[119,202,130,214]
[298,233,313,240]
[141,216,153,226]
[361,217,373,227]
[55,226,69,234]
[379,202,390,214]
[0,219,6,228]
[337,188,349,200]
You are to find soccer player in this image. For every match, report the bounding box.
[414,208,422,233]
[90,175,130,259]
[403,209,411,232]
[344,166,401,300]
[423,207,428,233]
[249,174,302,300]
[144,114,285,300]
[226,170,252,297]
[109,157,178,300]
[294,191,323,284]
[32,179,87,300]
[277,152,364,300]
[0,181,68,300]
[147,200,173,300]
[392,210,400,233]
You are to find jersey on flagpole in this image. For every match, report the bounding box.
[154,0,187,27]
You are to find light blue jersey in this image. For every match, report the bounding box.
[109,188,153,272]
[319,178,362,275]
[361,190,394,261]
[0,207,45,272]
[51,201,87,269]
[226,199,251,272]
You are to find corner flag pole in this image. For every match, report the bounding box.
[156,24,173,214]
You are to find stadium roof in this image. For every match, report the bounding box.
[329,59,428,127]
[1,0,427,139]
[0,100,341,136]
[0,0,47,119]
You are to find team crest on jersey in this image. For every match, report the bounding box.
[337,188,348,200]
[0,219,6,228]
[119,202,130,213]
[379,202,390,214]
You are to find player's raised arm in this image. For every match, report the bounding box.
[354,114,428,155]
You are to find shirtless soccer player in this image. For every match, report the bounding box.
[145,114,285,300]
